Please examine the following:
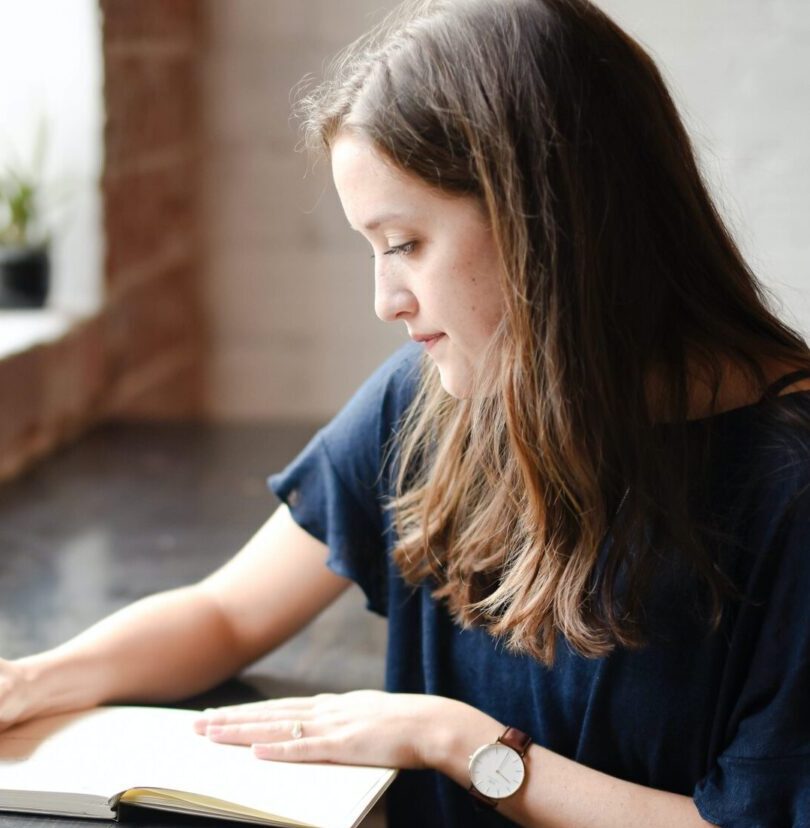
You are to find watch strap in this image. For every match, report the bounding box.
[498,726,531,756]
[468,784,499,808]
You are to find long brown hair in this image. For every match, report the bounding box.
[299,0,810,665]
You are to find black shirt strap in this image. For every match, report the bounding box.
[760,369,810,403]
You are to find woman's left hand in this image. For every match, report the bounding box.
[193,690,494,770]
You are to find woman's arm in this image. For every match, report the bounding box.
[196,692,715,828]
[427,702,715,828]
[1,505,349,726]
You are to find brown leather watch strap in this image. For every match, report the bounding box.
[468,784,498,808]
[498,726,532,756]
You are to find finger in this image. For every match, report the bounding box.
[203,694,331,716]
[193,694,340,735]
[193,707,319,735]
[252,736,337,763]
[193,703,272,731]
[206,719,323,747]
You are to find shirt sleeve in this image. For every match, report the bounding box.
[267,343,422,617]
[693,483,810,827]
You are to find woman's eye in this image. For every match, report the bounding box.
[383,241,416,256]
[368,241,417,260]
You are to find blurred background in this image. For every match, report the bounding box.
[0,0,808,478]
[0,7,807,822]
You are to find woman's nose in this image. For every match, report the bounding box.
[374,271,418,322]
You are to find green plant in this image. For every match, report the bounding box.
[0,170,39,246]
[0,124,49,248]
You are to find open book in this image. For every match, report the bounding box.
[0,706,396,827]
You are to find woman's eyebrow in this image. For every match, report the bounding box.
[360,211,409,231]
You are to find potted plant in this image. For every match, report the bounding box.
[0,157,50,309]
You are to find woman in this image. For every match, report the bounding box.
[3,0,810,825]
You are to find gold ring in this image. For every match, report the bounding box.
[291,720,303,739]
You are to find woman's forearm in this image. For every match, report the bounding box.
[427,704,714,828]
[16,585,247,719]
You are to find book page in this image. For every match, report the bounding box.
[0,707,395,828]
[0,709,138,804]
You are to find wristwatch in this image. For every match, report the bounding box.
[468,726,532,808]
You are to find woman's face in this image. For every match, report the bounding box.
[331,132,505,398]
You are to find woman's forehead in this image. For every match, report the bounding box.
[332,134,432,221]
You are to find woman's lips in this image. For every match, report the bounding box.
[418,333,444,351]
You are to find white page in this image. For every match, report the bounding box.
[0,707,395,828]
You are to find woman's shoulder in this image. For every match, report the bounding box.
[686,358,810,468]
[344,341,423,426]
[743,389,810,485]
[315,341,423,460]
[702,389,810,549]
[373,340,424,398]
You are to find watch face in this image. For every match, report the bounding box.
[469,743,525,799]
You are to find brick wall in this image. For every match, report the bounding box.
[102,0,205,417]
[0,0,205,481]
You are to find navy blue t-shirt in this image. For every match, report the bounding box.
[269,343,810,828]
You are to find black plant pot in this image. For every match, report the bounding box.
[0,245,50,308]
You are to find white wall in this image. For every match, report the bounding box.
[599,0,810,337]
[202,0,405,422]
[201,0,810,422]
[0,0,104,315]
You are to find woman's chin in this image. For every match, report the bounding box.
[437,365,473,400]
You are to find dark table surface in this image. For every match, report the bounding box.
[0,423,388,827]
